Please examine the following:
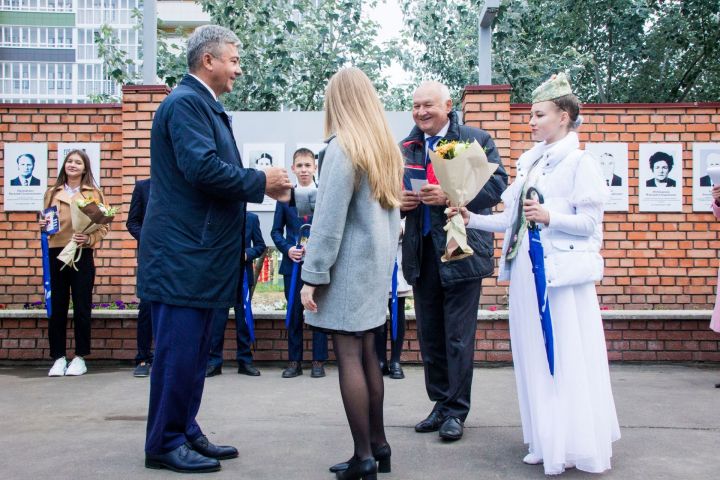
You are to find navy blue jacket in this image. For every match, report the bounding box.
[271,200,313,276]
[138,75,266,308]
[243,212,266,287]
[400,111,508,287]
[126,178,151,241]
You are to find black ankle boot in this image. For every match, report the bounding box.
[330,444,391,474]
[335,456,377,480]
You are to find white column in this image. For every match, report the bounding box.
[142,0,157,84]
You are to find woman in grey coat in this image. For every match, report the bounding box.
[301,67,402,480]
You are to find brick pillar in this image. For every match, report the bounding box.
[461,85,513,309]
[120,85,170,301]
[461,85,512,174]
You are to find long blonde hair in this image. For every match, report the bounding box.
[324,68,403,209]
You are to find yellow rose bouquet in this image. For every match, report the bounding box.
[57,197,117,270]
[429,139,498,262]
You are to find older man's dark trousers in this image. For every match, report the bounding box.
[413,235,482,422]
[135,300,153,365]
[145,302,213,455]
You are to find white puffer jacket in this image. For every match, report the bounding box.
[467,132,609,287]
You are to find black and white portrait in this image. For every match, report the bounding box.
[585,142,629,211]
[692,142,720,212]
[3,142,48,211]
[639,143,683,212]
[242,143,285,211]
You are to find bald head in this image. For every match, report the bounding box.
[412,81,453,136]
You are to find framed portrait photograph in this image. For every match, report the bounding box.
[638,143,683,212]
[242,143,285,211]
[585,143,629,211]
[4,142,48,211]
[692,143,720,212]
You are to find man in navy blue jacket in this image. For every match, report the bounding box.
[126,177,152,378]
[271,148,328,378]
[206,211,265,377]
[138,25,291,473]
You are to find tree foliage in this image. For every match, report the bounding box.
[397,0,720,104]
[93,0,719,107]
[200,0,393,111]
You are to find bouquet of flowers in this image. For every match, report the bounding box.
[429,139,498,262]
[57,197,117,270]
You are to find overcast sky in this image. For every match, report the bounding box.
[366,0,412,84]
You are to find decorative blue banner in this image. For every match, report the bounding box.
[41,230,52,318]
[243,268,255,343]
[391,260,399,341]
[285,224,312,329]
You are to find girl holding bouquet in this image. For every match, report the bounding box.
[449,74,620,475]
[39,149,108,377]
[300,67,402,480]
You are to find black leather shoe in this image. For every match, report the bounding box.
[388,362,404,380]
[335,456,377,480]
[330,443,391,473]
[145,443,220,473]
[190,435,238,460]
[282,361,303,378]
[414,410,444,433]
[311,361,326,378]
[237,362,261,376]
[439,416,464,441]
[205,364,222,377]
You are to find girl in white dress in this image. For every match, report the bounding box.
[450,73,620,475]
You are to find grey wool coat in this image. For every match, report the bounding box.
[302,137,400,332]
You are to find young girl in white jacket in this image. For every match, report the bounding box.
[450,73,620,475]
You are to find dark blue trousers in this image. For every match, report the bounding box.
[208,304,253,367]
[284,273,328,362]
[145,302,213,455]
[135,299,153,365]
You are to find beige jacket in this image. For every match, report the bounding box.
[43,185,109,249]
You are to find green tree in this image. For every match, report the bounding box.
[199,0,393,111]
[392,0,484,106]
[396,0,720,103]
[90,16,188,101]
[89,24,140,102]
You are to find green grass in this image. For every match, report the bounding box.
[253,282,285,293]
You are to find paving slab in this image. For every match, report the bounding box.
[0,364,718,479]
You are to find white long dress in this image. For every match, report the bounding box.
[468,133,620,475]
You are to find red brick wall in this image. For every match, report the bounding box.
[0,86,167,308]
[462,86,720,310]
[0,103,124,306]
[1,85,719,364]
[1,312,717,363]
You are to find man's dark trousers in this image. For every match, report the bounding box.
[284,273,328,362]
[135,300,153,365]
[413,235,482,422]
[208,304,253,367]
[145,302,213,454]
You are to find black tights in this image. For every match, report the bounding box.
[333,332,387,460]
